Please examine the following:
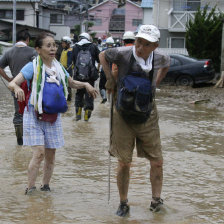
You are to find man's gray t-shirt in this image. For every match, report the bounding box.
[0,46,37,77]
[104,46,170,87]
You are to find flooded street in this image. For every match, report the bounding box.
[0,80,223,224]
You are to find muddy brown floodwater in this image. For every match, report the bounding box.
[0,80,223,224]
[159,84,224,110]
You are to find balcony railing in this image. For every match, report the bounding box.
[109,15,125,32]
[168,11,196,32]
[158,47,188,55]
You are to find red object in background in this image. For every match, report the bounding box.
[18,80,31,114]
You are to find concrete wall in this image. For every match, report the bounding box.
[64,14,80,29]
[49,25,70,41]
[0,41,13,55]
[40,9,51,30]
[143,8,153,25]
[152,0,170,29]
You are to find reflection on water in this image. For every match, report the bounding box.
[0,81,223,224]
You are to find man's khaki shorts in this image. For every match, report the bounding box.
[109,103,162,163]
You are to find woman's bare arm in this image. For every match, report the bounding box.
[68,77,98,98]
[8,73,26,101]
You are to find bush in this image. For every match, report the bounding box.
[186,4,224,72]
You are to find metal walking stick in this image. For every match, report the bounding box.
[108,93,113,203]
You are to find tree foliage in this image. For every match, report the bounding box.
[185,4,224,72]
[74,24,81,37]
[74,22,96,41]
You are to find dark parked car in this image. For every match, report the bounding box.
[162,54,215,86]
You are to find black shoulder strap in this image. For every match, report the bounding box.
[83,44,92,52]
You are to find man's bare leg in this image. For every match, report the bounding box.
[150,159,163,211]
[116,160,131,216]
[117,160,131,201]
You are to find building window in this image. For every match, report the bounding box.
[89,15,94,21]
[50,14,63,24]
[132,19,142,26]
[109,16,125,32]
[173,0,200,11]
[170,37,185,48]
[94,18,102,26]
[5,10,12,19]
[17,10,25,20]
[0,10,24,20]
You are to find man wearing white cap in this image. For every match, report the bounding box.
[99,25,170,217]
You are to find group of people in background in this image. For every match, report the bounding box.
[98,31,136,104]
[0,29,137,144]
[58,31,137,120]
[0,25,170,218]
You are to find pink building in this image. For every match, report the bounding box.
[88,0,143,40]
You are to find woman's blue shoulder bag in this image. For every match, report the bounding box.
[42,78,68,114]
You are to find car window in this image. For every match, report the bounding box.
[182,55,197,62]
[170,58,181,67]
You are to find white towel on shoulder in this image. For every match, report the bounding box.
[132,46,153,73]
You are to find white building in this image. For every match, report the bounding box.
[142,0,224,48]
[0,0,70,40]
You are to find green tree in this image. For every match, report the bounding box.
[74,22,96,41]
[74,24,81,37]
[85,21,96,40]
[186,4,224,72]
[28,39,35,48]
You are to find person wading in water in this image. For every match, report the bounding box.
[8,32,98,195]
[100,25,170,217]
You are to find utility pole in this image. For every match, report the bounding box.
[12,0,16,44]
[80,0,88,33]
[216,18,224,87]
[79,2,84,33]
[220,19,224,72]
[35,2,39,28]
[85,0,89,32]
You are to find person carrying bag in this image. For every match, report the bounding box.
[99,25,170,217]
[8,32,98,195]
